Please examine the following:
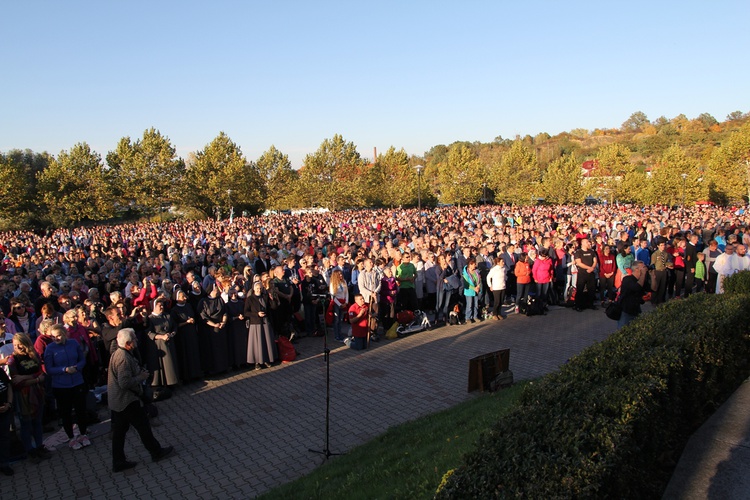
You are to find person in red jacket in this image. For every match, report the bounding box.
[347,295,369,350]
[514,253,532,314]
[597,244,617,305]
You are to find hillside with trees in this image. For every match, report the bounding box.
[1,110,748,229]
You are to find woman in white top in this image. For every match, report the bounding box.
[487,257,507,320]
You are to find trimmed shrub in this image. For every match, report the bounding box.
[435,292,750,499]
[723,270,750,294]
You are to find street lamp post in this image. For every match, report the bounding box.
[745,159,750,206]
[482,182,487,205]
[227,188,234,224]
[681,173,687,207]
[415,165,424,211]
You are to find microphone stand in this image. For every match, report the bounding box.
[309,295,343,460]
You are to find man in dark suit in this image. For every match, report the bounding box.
[500,244,517,303]
[254,248,272,275]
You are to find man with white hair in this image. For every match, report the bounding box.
[108,328,174,472]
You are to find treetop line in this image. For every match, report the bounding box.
[1,111,749,229]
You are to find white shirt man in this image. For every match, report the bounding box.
[713,244,743,293]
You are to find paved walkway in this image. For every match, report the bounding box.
[3,306,619,499]
[663,377,750,500]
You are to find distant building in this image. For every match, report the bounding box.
[581,159,599,178]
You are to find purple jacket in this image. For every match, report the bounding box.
[44,340,86,389]
[380,277,398,304]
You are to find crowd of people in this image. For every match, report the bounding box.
[0,202,749,475]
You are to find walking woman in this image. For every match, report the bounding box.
[244,279,276,370]
[44,324,91,451]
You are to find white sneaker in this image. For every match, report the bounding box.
[79,435,92,447]
[69,437,82,451]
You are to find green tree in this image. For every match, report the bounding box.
[0,149,51,227]
[696,112,718,130]
[595,143,635,201]
[106,128,185,215]
[542,153,584,204]
[621,111,649,132]
[298,134,367,210]
[183,132,263,217]
[490,140,540,204]
[726,111,747,122]
[618,169,650,204]
[437,143,483,206]
[256,145,298,210]
[37,143,113,226]
[368,147,415,207]
[706,122,750,204]
[645,145,700,206]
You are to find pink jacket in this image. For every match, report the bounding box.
[531,257,554,284]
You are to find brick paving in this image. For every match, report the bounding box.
[2,305,618,499]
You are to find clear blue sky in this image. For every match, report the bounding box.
[3,1,748,168]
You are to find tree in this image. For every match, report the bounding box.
[671,114,690,132]
[106,128,185,215]
[542,153,584,204]
[726,111,748,122]
[645,145,701,206]
[37,143,113,226]
[696,112,718,130]
[255,145,298,211]
[0,149,51,226]
[437,143,483,206]
[621,111,650,132]
[707,122,750,204]
[368,147,415,207]
[298,134,367,210]
[490,140,540,204]
[618,169,650,204]
[183,132,263,217]
[594,143,636,201]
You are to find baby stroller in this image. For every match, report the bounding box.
[396,310,432,337]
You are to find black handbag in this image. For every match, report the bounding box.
[605,300,622,321]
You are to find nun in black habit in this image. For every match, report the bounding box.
[197,284,229,375]
[170,289,204,381]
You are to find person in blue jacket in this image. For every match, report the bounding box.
[44,324,90,451]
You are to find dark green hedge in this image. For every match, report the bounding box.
[435,292,750,499]
[723,270,750,294]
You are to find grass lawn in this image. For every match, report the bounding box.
[259,380,531,500]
